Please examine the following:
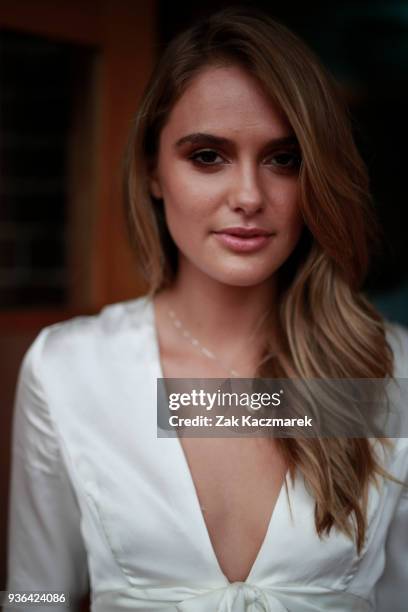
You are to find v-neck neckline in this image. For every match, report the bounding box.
[145,295,293,586]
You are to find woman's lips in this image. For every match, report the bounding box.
[213,230,272,253]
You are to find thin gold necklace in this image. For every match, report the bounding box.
[167,308,269,378]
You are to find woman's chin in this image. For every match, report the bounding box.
[203,265,277,288]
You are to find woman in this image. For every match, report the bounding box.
[6,7,408,612]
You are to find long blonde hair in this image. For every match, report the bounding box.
[124,7,397,553]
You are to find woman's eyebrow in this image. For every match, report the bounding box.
[174,132,298,149]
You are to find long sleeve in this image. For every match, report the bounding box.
[5,328,89,611]
[374,446,408,612]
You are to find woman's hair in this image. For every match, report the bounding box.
[124,7,396,553]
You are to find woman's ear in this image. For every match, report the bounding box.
[149,170,163,199]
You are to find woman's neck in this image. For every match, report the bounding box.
[154,258,279,375]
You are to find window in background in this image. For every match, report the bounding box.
[0,29,97,309]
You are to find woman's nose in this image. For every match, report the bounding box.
[227,164,264,216]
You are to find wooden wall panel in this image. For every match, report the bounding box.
[91,0,154,306]
[0,0,103,45]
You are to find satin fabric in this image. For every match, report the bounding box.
[92,582,372,611]
[5,296,408,611]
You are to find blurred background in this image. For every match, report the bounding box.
[1,0,407,602]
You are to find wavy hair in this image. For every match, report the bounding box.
[124,7,397,553]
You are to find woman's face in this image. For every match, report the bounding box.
[150,64,304,287]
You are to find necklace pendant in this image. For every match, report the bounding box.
[201,347,215,359]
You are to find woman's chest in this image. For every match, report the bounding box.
[178,436,289,583]
[67,405,378,591]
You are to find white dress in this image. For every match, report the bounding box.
[5,295,408,611]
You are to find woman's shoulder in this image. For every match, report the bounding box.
[383,320,408,459]
[41,294,151,343]
[14,296,155,454]
[385,320,408,378]
[24,295,154,378]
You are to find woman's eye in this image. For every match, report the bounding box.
[189,149,225,166]
[265,152,301,170]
